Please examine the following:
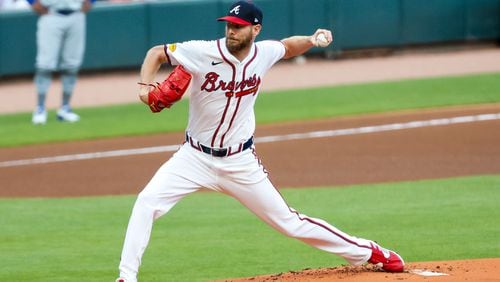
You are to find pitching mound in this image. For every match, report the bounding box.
[219,258,499,282]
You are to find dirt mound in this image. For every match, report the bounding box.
[219,258,499,282]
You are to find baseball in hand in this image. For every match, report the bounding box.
[315,33,330,47]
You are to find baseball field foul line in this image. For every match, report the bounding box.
[1,113,499,168]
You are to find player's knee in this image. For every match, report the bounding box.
[133,191,169,222]
[136,191,165,219]
[60,68,79,75]
[136,190,157,207]
[35,68,54,75]
[270,210,317,239]
[35,60,58,71]
[269,217,302,238]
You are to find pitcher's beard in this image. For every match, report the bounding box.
[226,36,252,53]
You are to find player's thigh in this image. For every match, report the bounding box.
[36,14,64,70]
[220,152,293,223]
[139,144,215,208]
[60,13,86,70]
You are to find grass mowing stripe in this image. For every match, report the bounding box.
[0,175,498,281]
[1,72,500,147]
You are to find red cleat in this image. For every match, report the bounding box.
[368,242,405,272]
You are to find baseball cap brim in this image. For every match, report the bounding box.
[217,16,252,26]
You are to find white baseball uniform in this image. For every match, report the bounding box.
[118,38,373,281]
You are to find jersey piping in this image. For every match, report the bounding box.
[211,39,237,147]
[219,44,259,148]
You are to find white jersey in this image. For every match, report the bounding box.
[40,0,84,10]
[165,38,285,148]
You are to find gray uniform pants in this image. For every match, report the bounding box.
[36,11,86,72]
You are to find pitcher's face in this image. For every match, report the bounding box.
[225,22,261,53]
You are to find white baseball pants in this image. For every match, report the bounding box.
[118,143,372,281]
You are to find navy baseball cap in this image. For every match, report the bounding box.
[217,1,263,26]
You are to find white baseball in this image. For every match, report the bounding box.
[316,33,329,47]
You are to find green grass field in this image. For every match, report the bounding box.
[0,176,499,281]
[1,73,499,281]
[1,72,499,147]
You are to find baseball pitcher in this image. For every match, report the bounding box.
[116,1,404,281]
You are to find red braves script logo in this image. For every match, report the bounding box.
[201,72,261,97]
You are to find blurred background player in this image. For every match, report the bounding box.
[0,0,29,10]
[29,0,94,124]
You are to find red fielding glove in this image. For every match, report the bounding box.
[139,65,192,113]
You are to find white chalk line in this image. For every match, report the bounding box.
[1,113,499,168]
